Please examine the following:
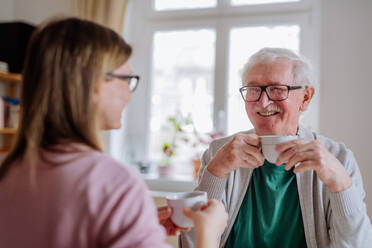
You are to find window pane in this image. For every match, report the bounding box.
[227,25,300,134]
[150,30,215,174]
[154,0,216,11]
[231,0,300,6]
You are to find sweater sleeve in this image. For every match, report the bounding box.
[328,148,372,247]
[92,162,170,248]
[196,146,227,201]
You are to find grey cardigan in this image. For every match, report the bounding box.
[180,126,372,247]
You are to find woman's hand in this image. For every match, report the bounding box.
[183,199,228,248]
[157,206,190,235]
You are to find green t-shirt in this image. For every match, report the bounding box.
[225,160,307,248]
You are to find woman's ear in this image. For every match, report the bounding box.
[92,81,102,106]
[300,86,315,112]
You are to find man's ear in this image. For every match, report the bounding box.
[300,86,315,112]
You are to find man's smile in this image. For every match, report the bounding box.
[257,111,280,117]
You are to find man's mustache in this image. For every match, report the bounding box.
[253,105,282,113]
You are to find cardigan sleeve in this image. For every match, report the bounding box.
[196,146,227,201]
[327,147,372,247]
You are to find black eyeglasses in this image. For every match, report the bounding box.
[105,73,140,92]
[239,84,304,102]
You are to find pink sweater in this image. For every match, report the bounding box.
[0,143,169,248]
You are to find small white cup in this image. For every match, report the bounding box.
[260,135,298,164]
[166,191,207,228]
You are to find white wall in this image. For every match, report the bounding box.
[0,0,14,21]
[13,0,71,25]
[320,0,372,217]
[0,0,71,25]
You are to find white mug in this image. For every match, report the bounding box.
[166,191,207,228]
[260,135,298,164]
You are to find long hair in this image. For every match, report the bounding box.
[0,18,132,180]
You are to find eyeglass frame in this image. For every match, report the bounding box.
[239,84,305,102]
[105,73,140,92]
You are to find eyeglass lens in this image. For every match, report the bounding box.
[243,86,289,101]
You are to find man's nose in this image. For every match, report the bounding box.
[257,90,272,107]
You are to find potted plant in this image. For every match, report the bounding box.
[157,114,224,178]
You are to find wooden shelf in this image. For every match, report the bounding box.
[0,72,22,83]
[0,128,17,134]
[0,72,21,152]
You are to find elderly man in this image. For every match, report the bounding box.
[180,48,372,247]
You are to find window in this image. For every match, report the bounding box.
[117,0,320,178]
[154,0,217,11]
[231,0,299,6]
[227,25,300,134]
[149,30,215,162]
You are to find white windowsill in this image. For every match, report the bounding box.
[142,173,198,196]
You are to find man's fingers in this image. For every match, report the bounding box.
[275,139,308,153]
[241,154,263,169]
[293,161,316,173]
[276,141,313,165]
[285,151,314,169]
[241,133,261,147]
[242,144,265,165]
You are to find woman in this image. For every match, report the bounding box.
[0,18,226,248]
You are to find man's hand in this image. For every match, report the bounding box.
[207,133,265,178]
[276,139,352,193]
[157,206,190,236]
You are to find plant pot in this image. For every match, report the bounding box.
[158,165,174,177]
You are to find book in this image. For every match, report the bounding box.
[0,97,4,128]
[1,97,19,129]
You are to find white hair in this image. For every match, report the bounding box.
[242,47,315,87]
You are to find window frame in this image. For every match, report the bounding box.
[112,0,321,165]
[145,0,313,18]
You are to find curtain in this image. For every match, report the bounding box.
[72,0,130,34]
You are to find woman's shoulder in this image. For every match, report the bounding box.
[66,151,151,213]
[39,143,146,197]
[77,151,143,187]
[83,151,129,170]
[36,142,148,201]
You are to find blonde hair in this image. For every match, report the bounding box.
[0,17,132,179]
